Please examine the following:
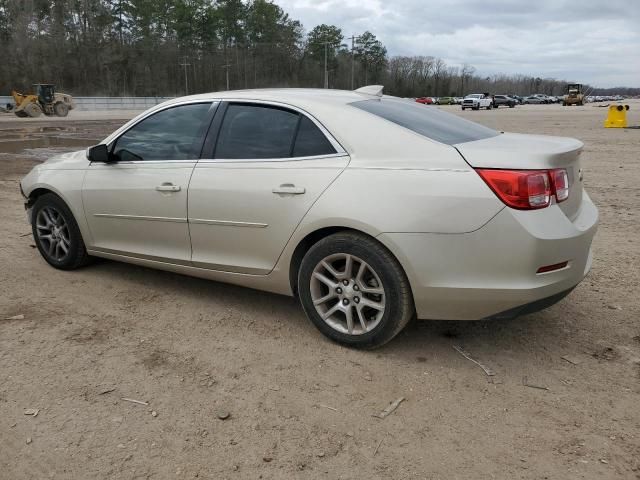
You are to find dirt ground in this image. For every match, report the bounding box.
[1,101,639,480]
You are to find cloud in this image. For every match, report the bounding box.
[276,0,640,87]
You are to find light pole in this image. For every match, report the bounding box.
[323,42,328,89]
[179,56,191,95]
[347,35,359,90]
[221,64,231,90]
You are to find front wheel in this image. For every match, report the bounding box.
[32,193,90,270]
[298,232,414,349]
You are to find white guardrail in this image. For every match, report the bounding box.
[0,96,175,110]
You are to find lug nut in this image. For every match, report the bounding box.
[353,284,359,291]
[342,299,349,306]
[342,280,349,286]
[354,297,360,304]
[336,287,342,294]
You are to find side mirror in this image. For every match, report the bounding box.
[87,144,110,163]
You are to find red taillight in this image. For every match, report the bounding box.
[475,168,569,210]
[551,168,569,202]
[475,169,550,209]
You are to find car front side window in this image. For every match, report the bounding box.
[112,102,212,161]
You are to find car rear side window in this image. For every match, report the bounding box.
[214,104,337,159]
[113,103,211,161]
[215,104,298,159]
[351,98,499,145]
[292,115,336,157]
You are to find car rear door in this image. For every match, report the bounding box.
[188,101,349,274]
[82,102,215,263]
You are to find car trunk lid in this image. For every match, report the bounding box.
[455,132,584,220]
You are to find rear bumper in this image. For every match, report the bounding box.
[484,286,575,320]
[378,191,598,320]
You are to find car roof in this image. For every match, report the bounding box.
[161,88,374,110]
[106,87,458,163]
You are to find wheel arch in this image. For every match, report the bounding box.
[27,186,57,207]
[288,226,413,300]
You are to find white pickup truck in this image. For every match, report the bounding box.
[461,94,493,110]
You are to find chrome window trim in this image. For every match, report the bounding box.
[89,160,198,166]
[98,97,348,163]
[197,152,349,164]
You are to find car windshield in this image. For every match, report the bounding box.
[350,98,499,145]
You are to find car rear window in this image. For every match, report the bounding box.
[351,98,499,145]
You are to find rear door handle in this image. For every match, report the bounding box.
[155,183,181,192]
[272,184,305,195]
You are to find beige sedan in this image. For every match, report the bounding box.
[20,86,598,348]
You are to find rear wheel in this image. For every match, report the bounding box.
[298,232,414,349]
[32,193,90,270]
[54,102,69,117]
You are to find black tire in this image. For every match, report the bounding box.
[31,193,90,270]
[25,102,42,117]
[54,102,69,117]
[298,232,415,349]
[461,107,465,110]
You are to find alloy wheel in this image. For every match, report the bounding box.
[36,206,71,262]
[310,253,386,335]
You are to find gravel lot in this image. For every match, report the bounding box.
[1,101,639,479]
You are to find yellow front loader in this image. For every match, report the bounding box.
[11,84,75,118]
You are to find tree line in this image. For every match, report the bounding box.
[1,0,631,98]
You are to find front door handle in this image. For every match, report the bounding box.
[272,184,306,195]
[156,183,181,192]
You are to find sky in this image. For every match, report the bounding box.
[277,0,640,88]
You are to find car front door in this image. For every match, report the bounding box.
[188,102,349,274]
[82,102,215,263]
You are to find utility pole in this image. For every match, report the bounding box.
[347,35,358,90]
[323,42,328,89]
[179,56,190,95]
[221,64,231,90]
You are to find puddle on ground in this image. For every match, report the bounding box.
[0,137,98,153]
[0,124,99,160]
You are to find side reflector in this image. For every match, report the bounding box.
[536,261,569,274]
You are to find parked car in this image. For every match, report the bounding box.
[20,87,598,348]
[523,95,546,104]
[436,96,456,105]
[461,93,493,110]
[493,95,516,108]
[508,95,524,104]
[415,97,435,105]
[532,94,551,104]
[453,97,464,104]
